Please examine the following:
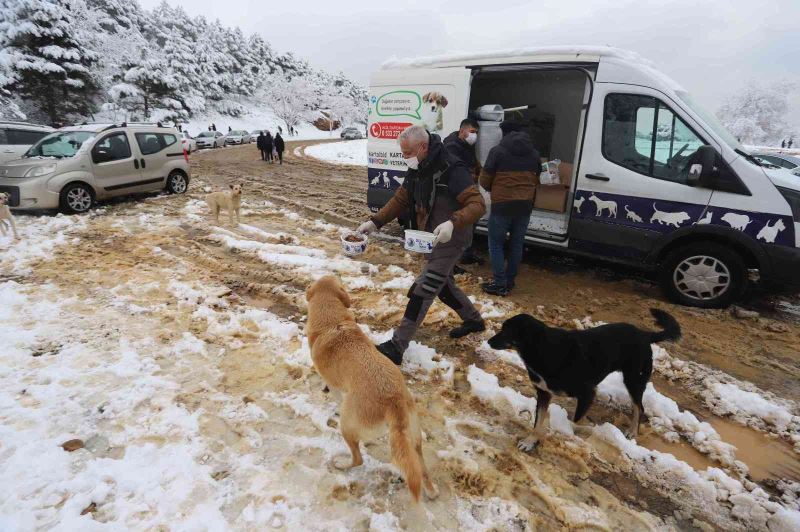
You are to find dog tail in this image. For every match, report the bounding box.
[648,308,681,343]
[387,403,423,503]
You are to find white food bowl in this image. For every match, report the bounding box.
[404,229,435,254]
[341,232,368,256]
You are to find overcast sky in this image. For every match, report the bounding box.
[140,0,800,127]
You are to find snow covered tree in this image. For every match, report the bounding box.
[0,0,101,125]
[111,49,177,119]
[716,81,796,145]
[265,74,316,131]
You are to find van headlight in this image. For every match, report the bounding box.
[777,186,800,222]
[24,163,57,178]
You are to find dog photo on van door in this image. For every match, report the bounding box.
[420,92,448,133]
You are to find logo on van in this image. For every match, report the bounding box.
[375,91,422,120]
[370,122,412,140]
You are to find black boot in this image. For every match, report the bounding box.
[449,319,486,339]
[376,340,403,365]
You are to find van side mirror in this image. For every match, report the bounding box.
[687,145,717,187]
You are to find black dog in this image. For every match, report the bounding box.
[488,308,680,451]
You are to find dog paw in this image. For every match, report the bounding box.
[331,455,356,471]
[624,429,639,440]
[424,483,440,500]
[517,436,541,452]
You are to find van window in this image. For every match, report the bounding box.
[6,129,49,145]
[0,129,7,144]
[161,134,177,148]
[135,133,163,155]
[92,132,132,163]
[604,93,706,184]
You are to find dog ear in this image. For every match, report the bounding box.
[305,282,317,303]
[421,92,432,103]
[335,285,352,308]
[438,95,449,107]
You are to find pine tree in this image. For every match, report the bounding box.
[111,48,176,119]
[0,0,101,125]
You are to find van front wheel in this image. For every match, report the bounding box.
[60,183,94,214]
[659,242,746,308]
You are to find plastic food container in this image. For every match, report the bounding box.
[475,104,504,122]
[340,232,368,256]
[404,230,435,254]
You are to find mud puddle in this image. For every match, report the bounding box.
[711,417,800,482]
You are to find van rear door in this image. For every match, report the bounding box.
[367,67,471,213]
[569,82,716,261]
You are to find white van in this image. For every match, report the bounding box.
[367,46,800,308]
[0,122,54,164]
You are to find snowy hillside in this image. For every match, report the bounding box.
[0,0,367,128]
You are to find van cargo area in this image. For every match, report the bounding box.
[468,67,592,239]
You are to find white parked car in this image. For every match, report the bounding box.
[179,131,197,153]
[0,122,54,164]
[225,130,251,145]
[195,130,225,149]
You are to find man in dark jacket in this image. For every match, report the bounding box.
[357,125,486,364]
[444,118,482,267]
[479,121,540,296]
[264,132,274,162]
[256,131,267,160]
[274,133,285,164]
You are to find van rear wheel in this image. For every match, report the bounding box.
[60,183,94,214]
[166,171,188,194]
[659,242,746,308]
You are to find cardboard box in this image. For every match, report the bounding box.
[534,184,569,213]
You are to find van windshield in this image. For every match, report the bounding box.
[675,90,743,153]
[25,131,95,159]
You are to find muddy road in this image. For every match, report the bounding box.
[196,141,800,403]
[5,140,798,530]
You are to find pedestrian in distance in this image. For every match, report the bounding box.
[264,131,274,163]
[211,123,217,131]
[256,131,268,161]
[444,118,483,268]
[789,138,794,149]
[228,126,232,133]
[356,125,487,365]
[782,139,786,149]
[274,132,285,164]
[479,121,540,296]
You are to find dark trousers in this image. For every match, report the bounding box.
[488,212,531,287]
[277,150,283,164]
[260,149,268,161]
[391,247,482,352]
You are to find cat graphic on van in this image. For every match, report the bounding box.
[624,205,643,223]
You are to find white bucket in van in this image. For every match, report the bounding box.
[404,230,435,254]
[475,104,504,122]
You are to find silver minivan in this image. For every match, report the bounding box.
[0,122,191,213]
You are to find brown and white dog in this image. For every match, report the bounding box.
[205,183,242,226]
[421,91,448,133]
[305,276,438,504]
[0,192,19,240]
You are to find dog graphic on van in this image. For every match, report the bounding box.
[624,205,643,223]
[756,218,786,243]
[650,203,690,228]
[573,196,585,213]
[370,174,380,186]
[589,193,617,218]
[721,212,752,231]
[420,92,448,132]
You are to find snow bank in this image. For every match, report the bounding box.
[304,140,367,166]
[0,213,89,276]
[707,383,795,432]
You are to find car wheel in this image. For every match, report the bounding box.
[60,182,94,214]
[659,242,746,308]
[166,170,189,194]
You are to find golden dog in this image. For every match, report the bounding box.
[205,183,242,225]
[305,276,437,504]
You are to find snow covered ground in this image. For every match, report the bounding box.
[1,180,799,530]
[304,139,368,166]
[181,108,345,141]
